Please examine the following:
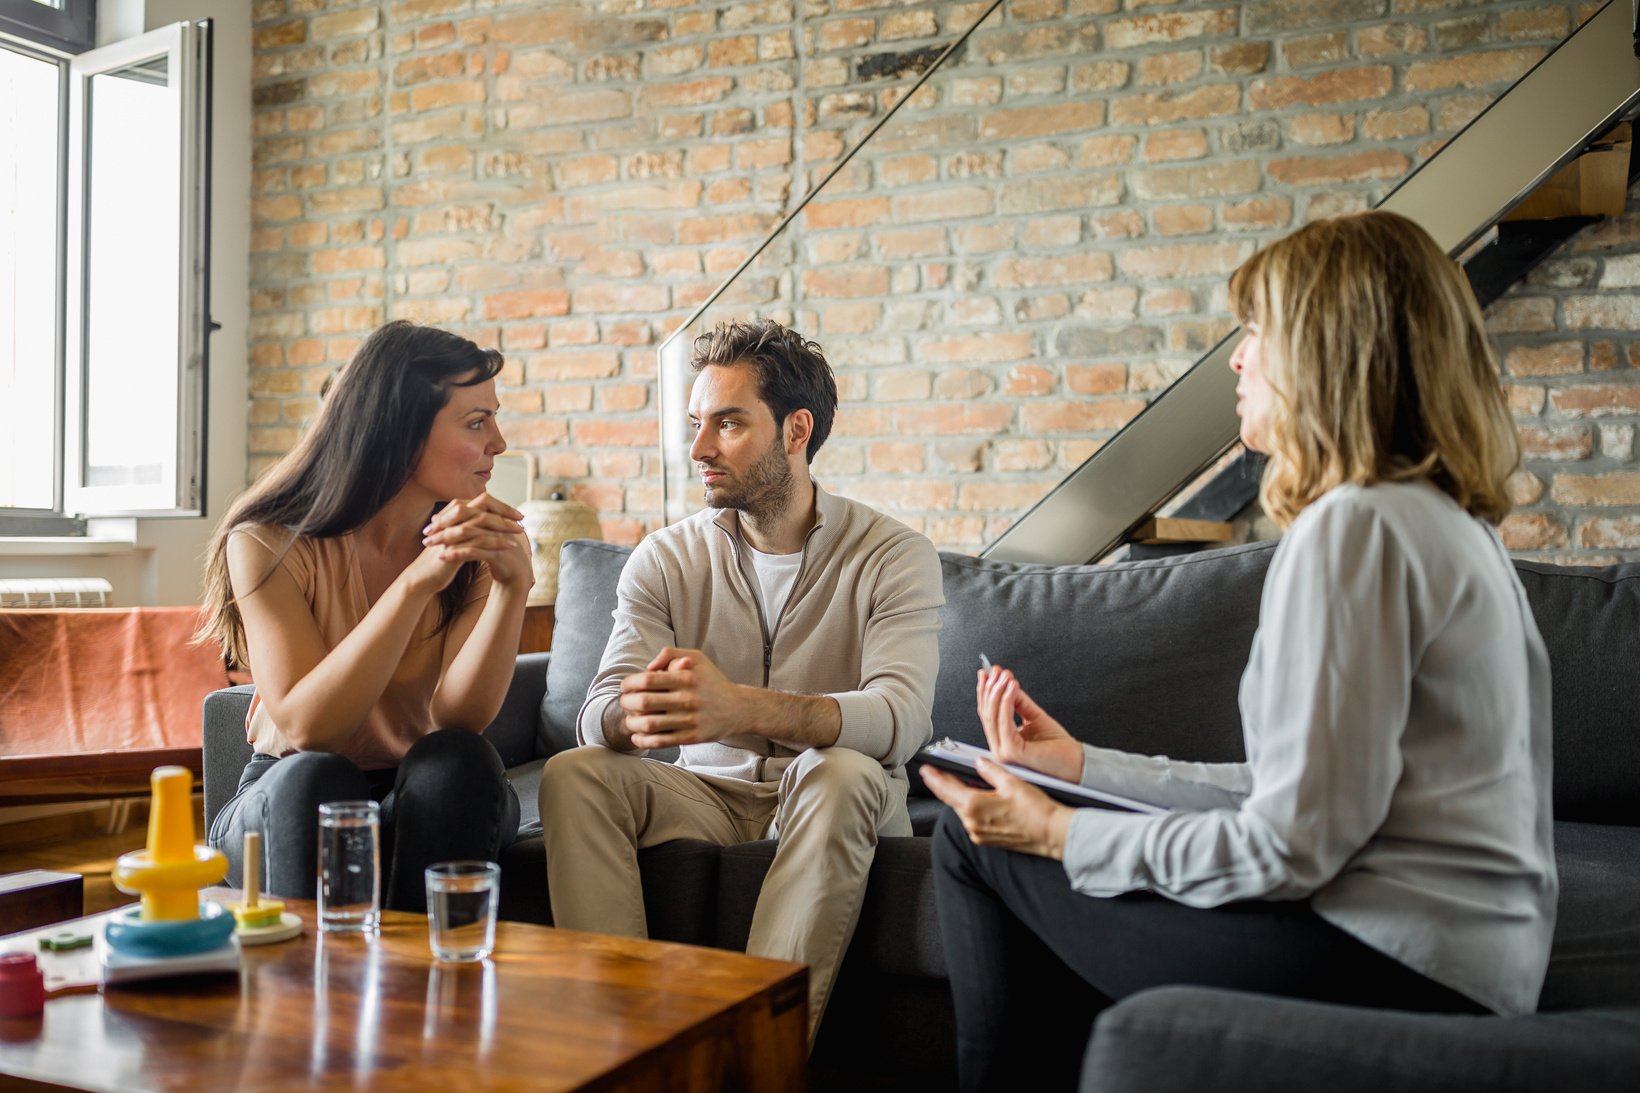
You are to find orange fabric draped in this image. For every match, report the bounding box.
[0,607,234,758]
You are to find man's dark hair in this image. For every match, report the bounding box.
[690,319,837,464]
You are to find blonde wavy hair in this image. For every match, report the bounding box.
[1228,210,1518,529]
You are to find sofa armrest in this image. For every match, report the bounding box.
[202,685,256,834]
[1083,986,1640,1093]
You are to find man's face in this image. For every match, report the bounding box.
[687,363,795,518]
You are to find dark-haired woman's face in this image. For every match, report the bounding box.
[410,375,506,502]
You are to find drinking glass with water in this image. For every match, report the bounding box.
[425,861,500,962]
[317,801,380,933]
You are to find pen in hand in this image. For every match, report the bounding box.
[979,653,1025,738]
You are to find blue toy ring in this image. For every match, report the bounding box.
[104,901,236,957]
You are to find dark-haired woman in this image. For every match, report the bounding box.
[200,321,531,911]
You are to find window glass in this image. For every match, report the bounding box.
[0,46,60,511]
[82,56,179,491]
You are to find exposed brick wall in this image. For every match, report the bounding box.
[248,0,1638,562]
[1491,197,1640,561]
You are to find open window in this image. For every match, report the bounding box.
[0,18,211,529]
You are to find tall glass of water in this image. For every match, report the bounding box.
[425,861,500,962]
[317,801,380,933]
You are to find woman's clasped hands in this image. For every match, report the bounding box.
[415,492,533,592]
[921,664,1085,861]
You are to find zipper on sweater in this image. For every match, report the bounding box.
[719,533,775,783]
[758,636,773,780]
[761,520,819,685]
[717,503,826,774]
[742,524,819,690]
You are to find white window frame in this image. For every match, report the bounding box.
[0,17,210,529]
[64,20,210,516]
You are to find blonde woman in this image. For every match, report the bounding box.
[922,211,1556,1091]
[199,321,531,912]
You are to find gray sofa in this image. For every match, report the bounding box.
[202,538,1640,1090]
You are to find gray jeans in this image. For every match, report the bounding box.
[209,728,519,914]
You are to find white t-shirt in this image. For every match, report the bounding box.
[746,543,803,639]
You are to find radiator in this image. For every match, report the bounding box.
[0,577,114,607]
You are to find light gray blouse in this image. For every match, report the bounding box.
[1062,481,1556,1016]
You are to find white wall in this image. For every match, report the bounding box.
[0,0,249,607]
[131,0,251,606]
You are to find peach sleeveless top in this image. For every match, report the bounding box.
[239,526,489,771]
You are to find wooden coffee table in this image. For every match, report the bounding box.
[0,890,807,1090]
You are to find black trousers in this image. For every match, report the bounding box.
[208,729,520,914]
[931,810,1484,1092]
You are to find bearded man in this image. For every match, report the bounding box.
[537,319,944,1045]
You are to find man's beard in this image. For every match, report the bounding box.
[703,435,794,521]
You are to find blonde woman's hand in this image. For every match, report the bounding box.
[977,666,1084,785]
[419,493,533,591]
[921,759,1076,860]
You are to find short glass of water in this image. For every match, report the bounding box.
[317,801,380,933]
[425,861,500,962]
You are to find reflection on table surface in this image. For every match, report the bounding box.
[0,888,808,1091]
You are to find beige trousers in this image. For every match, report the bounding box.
[538,746,911,1041]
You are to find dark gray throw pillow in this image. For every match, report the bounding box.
[929,542,1275,773]
[539,539,630,756]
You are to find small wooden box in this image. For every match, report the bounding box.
[0,870,83,932]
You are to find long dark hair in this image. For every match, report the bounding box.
[198,321,504,668]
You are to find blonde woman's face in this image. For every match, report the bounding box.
[1229,323,1272,453]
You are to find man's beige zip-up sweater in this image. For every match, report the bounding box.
[576,483,945,786]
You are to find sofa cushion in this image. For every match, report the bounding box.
[506,756,546,839]
[484,653,551,769]
[540,540,632,756]
[928,543,1273,779]
[498,833,722,941]
[713,840,774,951]
[907,795,945,835]
[714,837,946,978]
[1513,562,1640,826]
[1084,985,1640,1093]
[1541,820,1640,1011]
